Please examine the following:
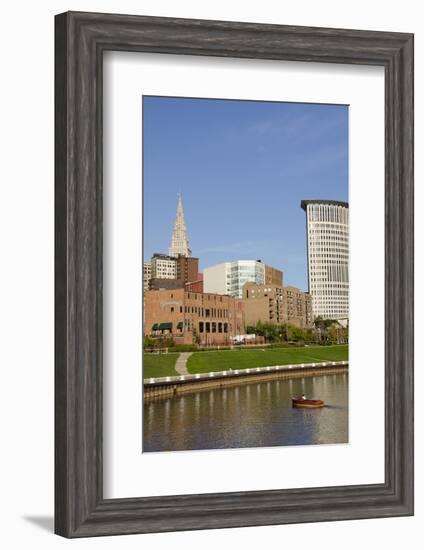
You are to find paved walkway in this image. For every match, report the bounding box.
[175,352,193,375]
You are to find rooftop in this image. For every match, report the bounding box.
[152,253,177,260]
[300,199,349,210]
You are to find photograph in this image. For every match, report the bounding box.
[142,96,349,452]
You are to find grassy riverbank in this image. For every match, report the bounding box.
[187,345,348,374]
[143,345,348,379]
[143,353,179,379]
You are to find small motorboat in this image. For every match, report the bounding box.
[292,397,324,409]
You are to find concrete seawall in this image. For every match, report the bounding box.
[144,361,348,400]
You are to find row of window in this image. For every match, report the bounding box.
[307,205,349,224]
[309,232,349,238]
[312,293,349,299]
[310,289,348,295]
[198,322,229,334]
[309,228,348,233]
[169,305,230,318]
[168,293,224,302]
[309,239,349,244]
[309,247,349,253]
[310,251,348,257]
[309,224,349,232]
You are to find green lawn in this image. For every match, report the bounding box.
[187,345,348,374]
[143,353,180,379]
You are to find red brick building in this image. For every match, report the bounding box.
[185,273,203,293]
[144,288,244,345]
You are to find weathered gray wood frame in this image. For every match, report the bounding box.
[55,11,414,538]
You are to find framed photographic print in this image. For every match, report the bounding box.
[55,11,414,537]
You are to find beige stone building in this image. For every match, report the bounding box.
[282,286,313,328]
[143,261,152,292]
[150,253,177,280]
[242,282,312,329]
[144,288,244,345]
[264,265,283,287]
[242,283,285,326]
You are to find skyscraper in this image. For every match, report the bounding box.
[169,194,191,257]
[301,200,349,320]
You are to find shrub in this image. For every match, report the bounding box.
[143,336,155,349]
[268,342,305,349]
[169,344,198,352]
[196,346,234,352]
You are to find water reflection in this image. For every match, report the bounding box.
[143,374,348,452]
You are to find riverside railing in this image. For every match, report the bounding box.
[144,360,349,386]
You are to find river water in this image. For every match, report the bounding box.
[143,373,348,452]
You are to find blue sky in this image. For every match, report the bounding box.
[143,96,348,291]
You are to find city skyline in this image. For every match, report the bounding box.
[143,96,348,291]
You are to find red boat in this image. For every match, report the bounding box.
[292,398,324,409]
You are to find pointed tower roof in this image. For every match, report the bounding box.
[169,194,192,257]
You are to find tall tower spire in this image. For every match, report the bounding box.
[169,194,191,257]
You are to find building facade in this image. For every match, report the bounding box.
[143,261,152,292]
[301,200,349,320]
[149,278,184,291]
[144,288,244,345]
[242,282,312,328]
[176,256,199,285]
[151,253,177,280]
[282,286,313,328]
[203,260,282,299]
[264,265,283,287]
[185,273,204,293]
[242,283,285,326]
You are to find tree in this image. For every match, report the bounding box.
[144,335,155,350]
[313,317,349,344]
[192,327,201,345]
[156,335,174,352]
